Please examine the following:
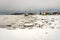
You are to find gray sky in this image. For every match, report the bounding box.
[0,0,60,10]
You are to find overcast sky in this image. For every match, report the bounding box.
[0,0,60,10]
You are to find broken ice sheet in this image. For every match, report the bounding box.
[0,15,60,30]
[0,15,60,40]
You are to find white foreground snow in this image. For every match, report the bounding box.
[0,15,60,40]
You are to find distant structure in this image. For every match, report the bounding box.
[24,13,28,16]
[53,12,60,15]
[44,12,49,15]
[10,13,24,15]
[10,12,60,15]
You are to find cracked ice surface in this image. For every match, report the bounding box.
[0,15,60,29]
[0,15,60,40]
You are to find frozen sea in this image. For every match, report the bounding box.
[0,15,60,40]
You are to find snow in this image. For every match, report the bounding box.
[0,15,60,40]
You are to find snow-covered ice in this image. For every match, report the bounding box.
[0,15,60,40]
[0,15,60,29]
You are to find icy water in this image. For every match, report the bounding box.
[0,15,60,40]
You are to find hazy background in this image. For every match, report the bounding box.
[0,0,60,13]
